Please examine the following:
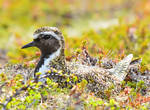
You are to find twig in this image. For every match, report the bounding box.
[0,74,50,110]
[1,85,29,110]
[0,82,8,90]
[0,82,8,97]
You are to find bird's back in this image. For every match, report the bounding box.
[67,54,133,97]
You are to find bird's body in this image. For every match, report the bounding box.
[21,26,133,97]
[67,54,133,97]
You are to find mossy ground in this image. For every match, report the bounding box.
[0,0,150,109]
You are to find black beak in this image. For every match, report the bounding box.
[21,41,35,49]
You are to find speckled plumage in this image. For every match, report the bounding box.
[33,27,62,36]
[21,27,133,97]
[68,54,132,97]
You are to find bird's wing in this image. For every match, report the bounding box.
[108,54,133,81]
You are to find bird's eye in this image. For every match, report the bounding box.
[43,35,52,40]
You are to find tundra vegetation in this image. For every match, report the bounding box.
[0,0,150,109]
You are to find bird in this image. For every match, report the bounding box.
[21,27,67,82]
[21,26,133,97]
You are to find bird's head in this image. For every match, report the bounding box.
[22,27,65,55]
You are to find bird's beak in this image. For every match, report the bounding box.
[21,41,35,49]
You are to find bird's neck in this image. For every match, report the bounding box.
[34,48,67,75]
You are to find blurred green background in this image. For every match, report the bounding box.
[0,0,150,66]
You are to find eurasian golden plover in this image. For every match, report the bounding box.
[22,26,133,97]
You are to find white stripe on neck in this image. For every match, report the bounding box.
[38,48,61,76]
[33,31,61,40]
